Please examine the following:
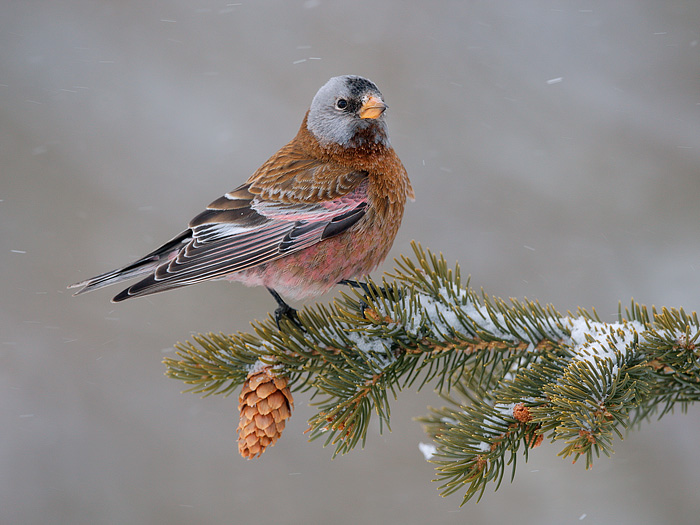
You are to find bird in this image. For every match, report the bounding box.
[69,75,414,327]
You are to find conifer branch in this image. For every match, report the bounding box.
[163,241,700,504]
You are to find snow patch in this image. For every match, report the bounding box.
[418,442,437,460]
[345,331,395,370]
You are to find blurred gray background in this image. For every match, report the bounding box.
[2,1,700,524]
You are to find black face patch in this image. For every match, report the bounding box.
[344,97,362,114]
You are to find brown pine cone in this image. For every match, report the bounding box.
[237,366,294,459]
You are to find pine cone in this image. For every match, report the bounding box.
[237,366,294,459]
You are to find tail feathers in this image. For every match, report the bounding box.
[111,274,191,302]
[68,230,191,300]
[68,258,163,296]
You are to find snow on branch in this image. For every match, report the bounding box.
[164,242,700,505]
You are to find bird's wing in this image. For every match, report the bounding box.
[112,155,369,301]
[244,141,368,203]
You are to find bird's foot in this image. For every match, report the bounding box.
[274,304,303,331]
[267,288,305,331]
[339,280,401,316]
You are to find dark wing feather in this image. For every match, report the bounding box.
[111,157,369,301]
[320,203,368,241]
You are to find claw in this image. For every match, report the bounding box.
[267,288,305,331]
[339,280,401,316]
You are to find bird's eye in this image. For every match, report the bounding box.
[335,98,348,110]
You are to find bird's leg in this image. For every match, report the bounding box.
[339,279,401,315]
[267,288,304,331]
[339,279,373,295]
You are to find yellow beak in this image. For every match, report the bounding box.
[358,95,387,119]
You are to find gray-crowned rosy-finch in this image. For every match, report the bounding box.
[69,75,414,325]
